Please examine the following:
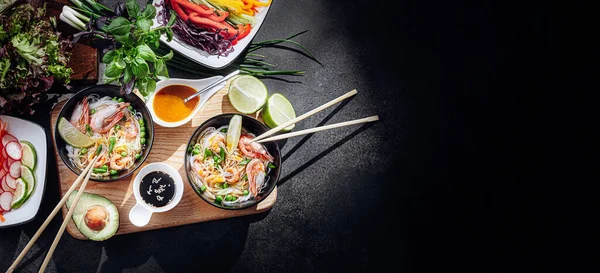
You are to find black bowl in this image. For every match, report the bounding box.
[185,113,281,210]
[54,85,154,182]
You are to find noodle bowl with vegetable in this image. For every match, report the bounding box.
[188,114,276,205]
[65,95,148,179]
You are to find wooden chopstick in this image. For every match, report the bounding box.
[6,157,98,273]
[255,115,379,143]
[251,89,358,143]
[37,157,98,273]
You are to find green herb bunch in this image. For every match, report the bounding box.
[101,0,176,96]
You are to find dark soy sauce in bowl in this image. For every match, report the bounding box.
[140,171,175,207]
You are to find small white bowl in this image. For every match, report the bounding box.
[129,163,184,227]
[146,76,226,127]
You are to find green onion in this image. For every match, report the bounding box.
[200,185,207,192]
[101,164,108,170]
[219,147,225,162]
[204,148,213,159]
[109,137,116,153]
[95,145,102,155]
[93,168,106,173]
[238,158,251,166]
[115,125,120,130]
[80,148,88,155]
[128,105,133,111]
[242,174,248,181]
[220,128,227,133]
[267,163,276,169]
[109,169,118,175]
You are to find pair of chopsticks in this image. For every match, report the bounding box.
[6,157,99,273]
[251,89,379,143]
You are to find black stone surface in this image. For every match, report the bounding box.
[1,0,555,272]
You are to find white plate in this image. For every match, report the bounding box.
[0,115,47,228]
[152,0,271,69]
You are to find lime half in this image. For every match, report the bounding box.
[228,75,268,114]
[20,140,37,170]
[20,165,36,201]
[11,178,28,209]
[226,115,242,153]
[262,93,297,132]
[58,117,94,148]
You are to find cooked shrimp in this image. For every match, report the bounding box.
[89,102,130,133]
[110,154,132,170]
[70,96,90,134]
[123,121,138,139]
[224,167,241,184]
[239,134,274,162]
[246,159,266,197]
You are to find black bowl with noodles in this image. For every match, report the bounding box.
[54,85,154,182]
[185,113,281,210]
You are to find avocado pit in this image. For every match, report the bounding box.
[84,205,109,231]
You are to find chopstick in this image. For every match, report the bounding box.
[254,115,379,143]
[183,70,240,104]
[38,156,97,273]
[251,89,358,142]
[6,157,98,273]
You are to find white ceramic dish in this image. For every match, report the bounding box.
[152,0,272,69]
[0,115,47,228]
[129,163,184,227]
[146,76,226,127]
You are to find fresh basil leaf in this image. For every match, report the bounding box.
[167,10,176,27]
[131,57,149,78]
[136,44,157,62]
[146,78,156,94]
[123,55,133,64]
[114,33,133,46]
[136,18,152,32]
[161,50,173,61]
[126,0,140,18]
[106,17,131,36]
[123,66,133,84]
[154,59,165,77]
[115,55,127,69]
[101,50,116,64]
[140,4,156,20]
[105,61,123,78]
[166,29,173,42]
[136,77,149,96]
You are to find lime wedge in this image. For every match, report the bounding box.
[262,93,297,132]
[20,140,37,170]
[226,115,242,153]
[58,117,94,148]
[20,165,35,201]
[11,178,28,209]
[228,75,268,114]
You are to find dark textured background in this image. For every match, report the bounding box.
[1,0,555,272]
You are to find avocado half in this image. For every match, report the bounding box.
[66,190,119,241]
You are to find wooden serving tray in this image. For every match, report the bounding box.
[50,83,277,240]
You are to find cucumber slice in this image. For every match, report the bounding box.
[20,165,35,202]
[10,178,28,209]
[20,140,37,170]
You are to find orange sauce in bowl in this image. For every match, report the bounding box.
[153,85,199,122]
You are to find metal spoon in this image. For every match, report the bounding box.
[182,70,240,104]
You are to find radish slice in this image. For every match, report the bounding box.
[0,168,6,178]
[1,147,6,159]
[2,176,14,192]
[2,159,7,172]
[6,174,16,189]
[7,157,15,166]
[9,161,21,178]
[5,141,22,160]
[1,134,17,146]
[0,192,13,211]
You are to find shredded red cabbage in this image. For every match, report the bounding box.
[156,0,234,57]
